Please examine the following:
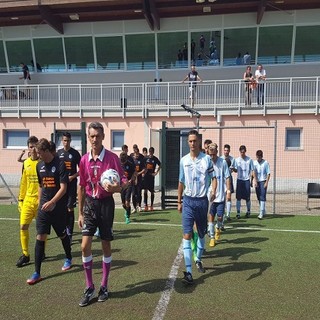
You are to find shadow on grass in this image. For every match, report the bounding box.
[204,246,261,261]
[206,261,272,281]
[114,228,157,240]
[222,236,269,245]
[111,278,169,298]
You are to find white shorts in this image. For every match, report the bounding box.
[189,87,197,99]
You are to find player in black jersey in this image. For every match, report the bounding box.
[27,138,72,285]
[57,132,81,243]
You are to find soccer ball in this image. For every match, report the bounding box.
[100,168,120,186]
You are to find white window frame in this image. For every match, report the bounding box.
[3,130,29,149]
[285,128,302,150]
[111,130,124,151]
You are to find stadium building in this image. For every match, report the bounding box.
[0,0,319,213]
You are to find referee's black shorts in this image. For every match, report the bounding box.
[82,196,115,241]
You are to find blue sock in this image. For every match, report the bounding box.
[246,200,251,213]
[236,200,241,213]
[183,239,192,274]
[208,222,214,237]
[196,237,205,262]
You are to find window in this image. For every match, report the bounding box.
[6,40,32,72]
[64,37,94,71]
[190,31,221,67]
[0,41,7,73]
[96,36,124,70]
[4,130,29,148]
[158,32,187,69]
[285,128,301,149]
[295,26,320,63]
[34,38,65,72]
[258,26,293,64]
[125,34,155,70]
[111,131,124,150]
[224,28,256,66]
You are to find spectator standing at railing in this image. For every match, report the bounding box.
[19,62,31,99]
[255,64,266,106]
[182,65,203,107]
[243,66,255,106]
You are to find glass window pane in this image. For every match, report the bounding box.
[286,129,301,149]
[125,34,155,70]
[0,41,7,73]
[258,26,293,64]
[4,130,29,148]
[34,38,65,72]
[64,37,94,71]
[158,32,187,69]
[295,26,320,63]
[224,28,256,66]
[96,36,124,70]
[6,40,32,72]
[112,131,124,150]
[190,31,221,67]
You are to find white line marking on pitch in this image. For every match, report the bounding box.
[1,217,320,234]
[152,241,184,320]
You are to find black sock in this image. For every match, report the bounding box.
[61,235,72,260]
[35,239,45,274]
[67,211,75,236]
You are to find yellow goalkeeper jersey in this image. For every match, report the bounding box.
[18,157,40,200]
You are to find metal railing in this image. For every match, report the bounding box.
[0,76,319,118]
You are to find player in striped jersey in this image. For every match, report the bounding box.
[234,145,256,218]
[177,130,216,285]
[252,150,270,220]
[207,144,231,247]
[220,144,236,221]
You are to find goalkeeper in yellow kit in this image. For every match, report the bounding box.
[16,136,40,267]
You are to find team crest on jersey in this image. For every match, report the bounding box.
[52,166,56,173]
[69,154,72,159]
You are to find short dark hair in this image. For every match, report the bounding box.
[142,147,147,153]
[204,139,212,145]
[224,144,231,150]
[239,145,247,152]
[256,150,263,157]
[188,129,199,137]
[27,136,38,146]
[88,122,104,135]
[122,144,128,151]
[149,147,155,153]
[62,132,71,139]
[120,151,128,162]
[49,141,56,153]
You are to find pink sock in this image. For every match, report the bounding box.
[83,260,94,288]
[101,256,112,288]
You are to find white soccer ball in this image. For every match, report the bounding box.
[100,168,120,186]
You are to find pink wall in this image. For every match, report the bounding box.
[1,114,319,181]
